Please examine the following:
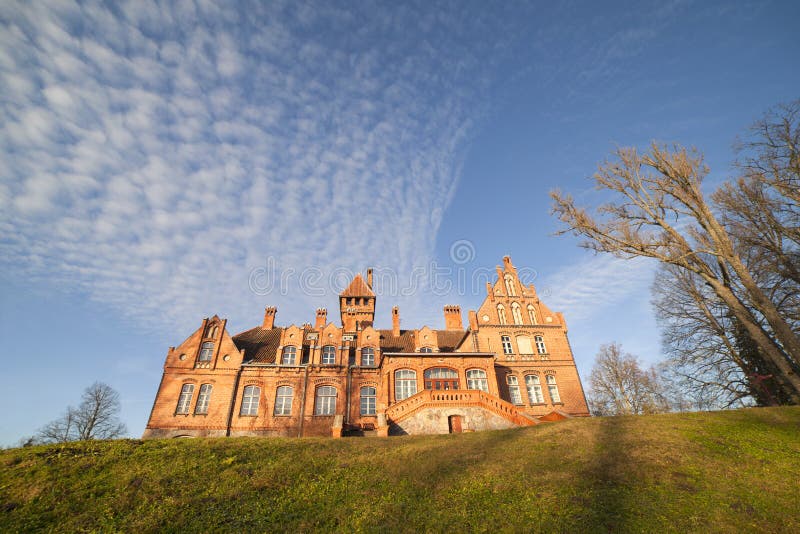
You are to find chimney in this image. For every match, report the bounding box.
[263,306,277,329]
[367,267,373,289]
[443,305,463,330]
[468,310,479,330]
[392,305,400,337]
[315,308,327,329]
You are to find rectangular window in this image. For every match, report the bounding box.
[466,369,489,392]
[360,386,376,415]
[176,384,194,414]
[361,348,375,366]
[547,375,561,403]
[194,384,212,415]
[315,386,337,415]
[274,386,293,416]
[501,336,513,355]
[525,375,544,404]
[395,370,417,401]
[535,335,547,354]
[507,376,523,405]
[240,385,260,416]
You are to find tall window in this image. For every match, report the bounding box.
[395,370,417,401]
[424,367,459,390]
[419,347,433,353]
[208,325,218,338]
[504,275,516,296]
[281,346,296,365]
[176,384,194,414]
[274,386,293,416]
[315,386,337,415]
[194,384,212,415]
[517,336,534,355]
[535,335,547,354]
[198,342,214,362]
[501,335,513,355]
[497,304,507,325]
[240,385,260,416]
[511,302,523,325]
[322,345,336,365]
[525,375,544,404]
[546,375,561,403]
[360,386,376,415]
[527,305,536,324]
[466,369,489,392]
[361,347,375,366]
[507,376,523,405]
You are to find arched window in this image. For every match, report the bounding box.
[208,325,218,338]
[361,347,375,366]
[501,335,513,355]
[240,385,260,416]
[527,305,537,325]
[525,375,544,404]
[322,345,336,365]
[507,376,523,405]
[274,386,293,416]
[466,369,489,392]
[194,384,212,415]
[511,302,523,325]
[516,336,534,355]
[424,368,459,390]
[395,370,417,401]
[497,304,507,325]
[419,347,433,353]
[535,335,547,354]
[281,346,297,365]
[198,342,214,362]
[176,384,194,414]
[360,386,376,415]
[546,375,561,403]
[504,275,516,296]
[315,386,337,415]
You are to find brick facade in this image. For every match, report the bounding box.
[143,256,590,439]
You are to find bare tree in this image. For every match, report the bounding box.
[36,382,127,443]
[588,343,668,416]
[550,105,800,403]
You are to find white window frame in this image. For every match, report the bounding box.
[507,376,523,405]
[525,375,544,404]
[547,375,561,403]
[240,385,260,416]
[361,347,375,366]
[198,342,214,362]
[535,335,547,354]
[194,384,212,415]
[274,386,293,416]
[315,386,337,415]
[322,345,336,365]
[176,384,194,414]
[466,369,489,392]
[281,346,297,365]
[395,369,417,401]
[501,335,513,355]
[360,386,377,415]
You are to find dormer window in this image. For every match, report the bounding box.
[282,346,297,365]
[198,342,214,362]
[419,347,433,353]
[361,347,375,366]
[322,345,336,365]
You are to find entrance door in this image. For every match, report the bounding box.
[448,415,463,433]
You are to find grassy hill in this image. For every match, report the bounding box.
[2,407,799,533]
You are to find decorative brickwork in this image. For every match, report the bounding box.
[143,257,590,439]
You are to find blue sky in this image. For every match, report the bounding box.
[1,0,798,445]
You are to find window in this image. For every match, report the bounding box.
[274,386,293,416]
[348,348,356,367]
[504,274,516,296]
[501,335,513,355]
[517,336,534,355]
[361,347,375,366]
[525,375,544,404]
[176,384,194,414]
[281,346,296,365]
[424,367,459,390]
[527,305,537,325]
[547,375,561,403]
[322,345,336,365]
[194,384,212,415]
[419,347,433,353]
[511,302,523,325]
[466,369,489,392]
[535,335,547,354]
[497,304,507,325]
[395,370,417,401]
[360,386,376,415]
[208,325,218,338]
[240,385,260,416]
[315,386,336,415]
[507,376,523,405]
[198,342,214,362]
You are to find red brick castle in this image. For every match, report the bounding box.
[143,256,590,438]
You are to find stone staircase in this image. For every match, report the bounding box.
[385,389,537,428]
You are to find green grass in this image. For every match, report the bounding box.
[2,407,799,533]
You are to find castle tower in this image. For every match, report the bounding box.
[339,268,376,332]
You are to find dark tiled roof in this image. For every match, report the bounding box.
[340,274,375,297]
[232,327,282,363]
[377,329,469,353]
[436,330,469,352]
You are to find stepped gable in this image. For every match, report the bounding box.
[340,273,375,297]
[232,326,282,363]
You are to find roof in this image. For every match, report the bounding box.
[339,274,375,297]
[232,327,282,364]
[377,329,469,352]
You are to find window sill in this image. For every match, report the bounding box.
[238,414,258,417]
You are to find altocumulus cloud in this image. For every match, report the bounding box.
[0,0,530,332]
